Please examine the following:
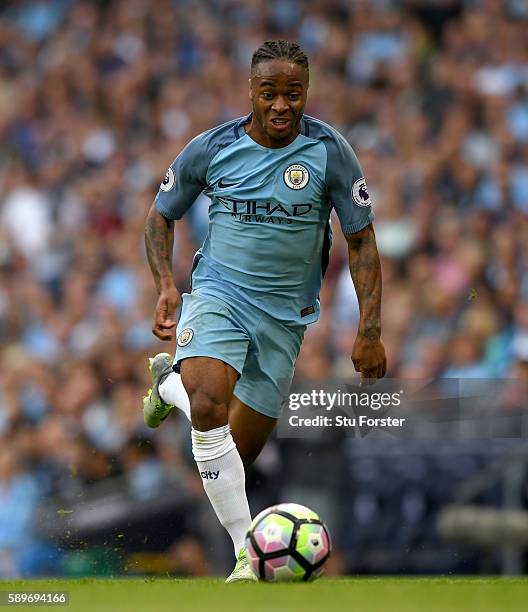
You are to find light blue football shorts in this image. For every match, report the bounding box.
[174,288,306,418]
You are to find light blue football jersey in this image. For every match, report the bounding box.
[155,114,374,326]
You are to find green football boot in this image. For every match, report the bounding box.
[225,548,258,584]
[142,353,175,428]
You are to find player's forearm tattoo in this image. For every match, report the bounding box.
[144,205,175,294]
[345,225,382,341]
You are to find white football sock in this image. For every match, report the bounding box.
[159,372,191,421]
[191,425,251,557]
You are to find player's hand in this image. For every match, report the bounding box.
[351,335,387,386]
[152,287,181,341]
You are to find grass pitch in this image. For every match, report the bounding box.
[1,578,527,612]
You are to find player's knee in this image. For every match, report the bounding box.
[187,387,229,430]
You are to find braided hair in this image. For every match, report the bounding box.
[251,40,309,77]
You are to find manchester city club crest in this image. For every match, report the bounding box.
[352,177,371,207]
[177,328,194,347]
[283,164,310,190]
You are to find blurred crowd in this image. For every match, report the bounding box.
[0,0,527,576]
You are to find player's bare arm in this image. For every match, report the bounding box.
[144,204,180,341]
[345,224,387,382]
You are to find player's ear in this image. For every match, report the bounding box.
[248,78,253,101]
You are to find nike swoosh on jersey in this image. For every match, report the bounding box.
[217,178,239,188]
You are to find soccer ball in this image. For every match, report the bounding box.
[245,502,332,581]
